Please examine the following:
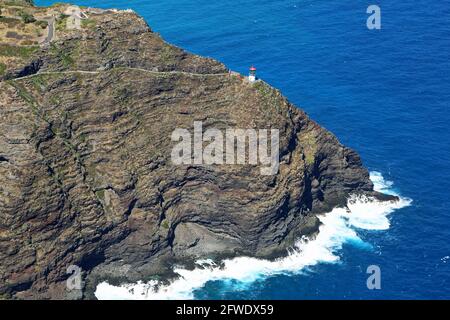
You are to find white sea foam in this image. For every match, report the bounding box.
[95,171,411,300]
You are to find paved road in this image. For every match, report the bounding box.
[43,17,55,45]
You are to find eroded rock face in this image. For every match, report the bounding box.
[0,5,386,299]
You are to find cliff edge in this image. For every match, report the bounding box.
[0,1,395,299]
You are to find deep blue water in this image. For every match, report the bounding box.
[37,0,450,299]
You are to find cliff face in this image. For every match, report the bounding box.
[0,3,387,299]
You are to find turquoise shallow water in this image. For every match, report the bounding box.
[36,0,450,299]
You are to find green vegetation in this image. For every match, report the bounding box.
[2,0,34,7]
[34,20,48,29]
[78,133,87,143]
[55,14,68,31]
[52,167,64,185]
[95,189,105,200]
[50,43,74,68]
[7,79,85,178]
[49,94,61,106]
[0,62,6,76]
[50,2,65,8]
[159,45,178,65]
[7,80,52,125]
[161,219,170,229]
[81,18,96,30]
[21,39,37,46]
[0,44,38,58]
[31,74,46,92]
[8,81,35,105]
[114,87,132,104]
[0,293,11,300]
[254,81,276,101]
[6,81,48,127]
[95,189,114,212]
[301,131,317,166]
[254,81,274,102]
[253,80,283,115]
[19,10,36,23]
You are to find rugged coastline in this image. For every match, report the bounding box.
[0,1,397,299]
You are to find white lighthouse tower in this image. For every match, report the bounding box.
[248,65,257,82]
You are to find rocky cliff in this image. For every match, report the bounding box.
[0,1,394,299]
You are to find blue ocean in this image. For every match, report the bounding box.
[36,0,450,299]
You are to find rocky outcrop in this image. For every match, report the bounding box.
[0,3,394,299]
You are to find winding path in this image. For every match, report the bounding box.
[11,67,232,81]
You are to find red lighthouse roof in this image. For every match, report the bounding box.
[250,66,256,71]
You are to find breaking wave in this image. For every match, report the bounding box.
[95,171,411,300]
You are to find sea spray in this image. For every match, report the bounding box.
[95,172,411,300]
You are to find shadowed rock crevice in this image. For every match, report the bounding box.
[9,59,43,79]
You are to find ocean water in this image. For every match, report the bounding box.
[36,0,450,299]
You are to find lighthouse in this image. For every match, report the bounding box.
[248,65,257,82]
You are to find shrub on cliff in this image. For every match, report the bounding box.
[20,11,35,23]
